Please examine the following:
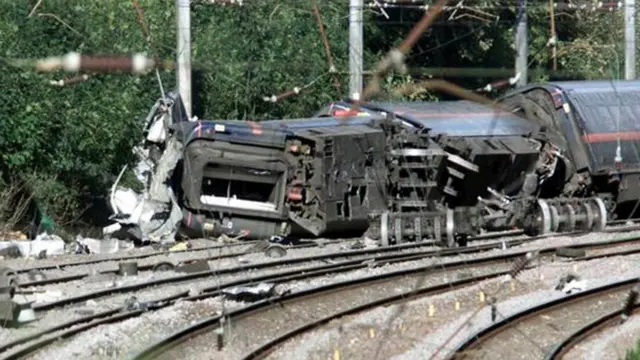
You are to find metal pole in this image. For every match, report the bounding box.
[515,0,528,87]
[349,0,363,100]
[625,0,636,80]
[176,0,192,118]
[549,0,557,70]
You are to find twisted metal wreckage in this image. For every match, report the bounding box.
[106,80,640,247]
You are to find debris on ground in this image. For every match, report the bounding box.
[555,273,587,294]
[363,237,379,248]
[222,283,277,302]
[264,244,287,258]
[75,236,135,254]
[0,232,65,258]
[245,240,271,254]
[152,262,175,272]
[122,296,149,312]
[175,260,210,273]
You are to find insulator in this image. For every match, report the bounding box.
[509,252,535,279]
[621,285,639,323]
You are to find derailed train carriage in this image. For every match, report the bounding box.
[121,80,640,246]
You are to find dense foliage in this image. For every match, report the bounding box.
[0,0,633,230]
[625,338,640,360]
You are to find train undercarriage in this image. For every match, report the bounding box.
[108,82,640,247]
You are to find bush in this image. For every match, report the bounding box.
[625,338,640,360]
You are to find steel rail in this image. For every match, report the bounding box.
[15,239,334,288]
[29,236,530,312]
[1,241,523,359]
[446,279,640,360]
[4,230,640,359]
[16,222,640,289]
[127,233,640,360]
[243,248,640,360]
[35,224,640,310]
[14,220,640,288]
[543,304,640,360]
[12,227,529,276]
[14,239,264,274]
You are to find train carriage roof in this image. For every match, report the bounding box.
[504,80,640,171]
[360,100,537,137]
[544,80,640,136]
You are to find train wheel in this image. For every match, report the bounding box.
[591,197,608,231]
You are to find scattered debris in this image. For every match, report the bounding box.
[123,296,149,312]
[363,237,379,248]
[348,241,365,250]
[168,242,191,252]
[118,262,139,276]
[555,247,586,258]
[175,260,210,273]
[222,283,277,302]
[621,285,640,323]
[264,244,287,258]
[27,270,46,282]
[75,236,134,254]
[268,235,299,246]
[0,233,64,258]
[555,273,587,294]
[245,240,271,253]
[152,261,175,272]
[0,245,21,259]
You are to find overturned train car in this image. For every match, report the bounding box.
[127,80,640,246]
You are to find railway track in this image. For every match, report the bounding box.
[14,229,538,294]
[13,230,523,288]
[11,228,529,279]
[0,234,541,359]
[543,303,640,360]
[109,233,640,360]
[446,278,640,360]
[13,239,264,274]
[14,222,640,289]
[3,227,640,359]
[20,224,640,314]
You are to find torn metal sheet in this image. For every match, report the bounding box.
[148,137,182,204]
[222,283,277,302]
[106,93,185,244]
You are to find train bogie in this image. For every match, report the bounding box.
[113,80,637,247]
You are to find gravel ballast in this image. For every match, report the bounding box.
[1,229,640,359]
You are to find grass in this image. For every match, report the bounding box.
[624,338,640,360]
